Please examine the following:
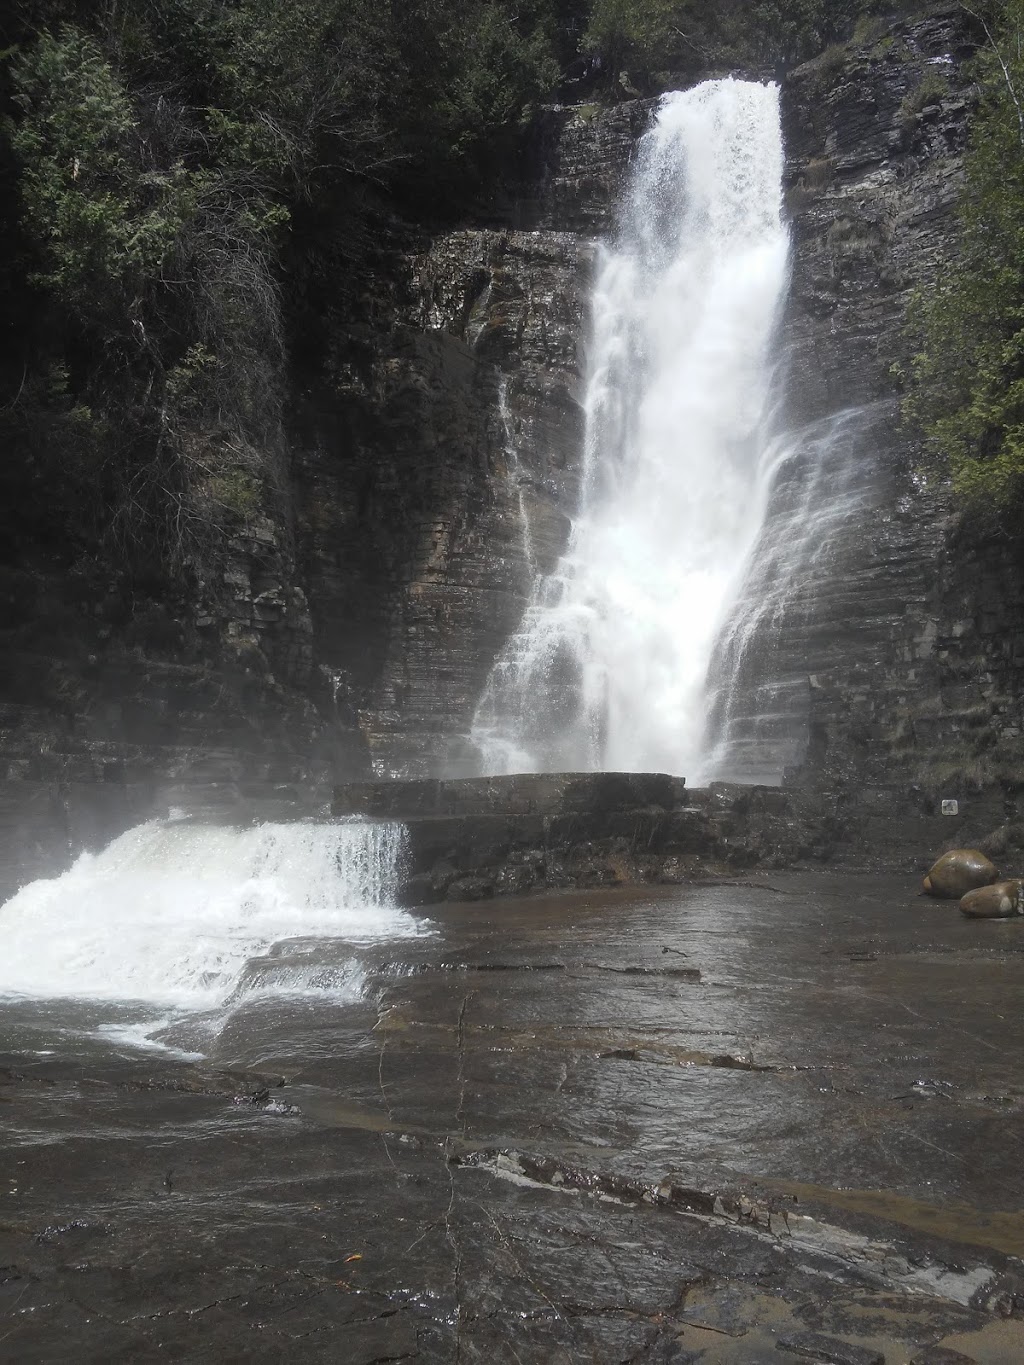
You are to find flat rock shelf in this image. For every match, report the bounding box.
[4,872,1024,1361]
[332,772,1023,904]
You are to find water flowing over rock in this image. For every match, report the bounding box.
[472,80,790,779]
[0,818,416,1012]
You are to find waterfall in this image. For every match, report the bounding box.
[702,403,883,783]
[0,818,418,1010]
[471,79,790,780]
[498,376,535,577]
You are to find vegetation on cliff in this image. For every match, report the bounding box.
[0,0,895,619]
[0,0,563,601]
[903,0,1024,507]
[581,0,884,83]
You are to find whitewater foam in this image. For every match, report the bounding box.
[0,817,419,1011]
[471,79,789,779]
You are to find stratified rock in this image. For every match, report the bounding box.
[921,849,999,899]
[338,773,843,901]
[909,1347,978,1365]
[959,881,1022,919]
[776,1330,884,1364]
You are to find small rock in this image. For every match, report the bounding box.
[776,1332,884,1364]
[959,881,1022,918]
[262,1100,300,1116]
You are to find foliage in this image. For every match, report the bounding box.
[902,0,1024,507]
[0,0,902,601]
[0,0,560,591]
[582,0,677,73]
[9,29,199,319]
[898,66,949,122]
[579,0,883,82]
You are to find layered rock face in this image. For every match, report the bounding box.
[730,5,1024,804]
[708,4,984,789]
[0,492,334,895]
[4,3,1020,891]
[289,99,655,779]
[292,227,586,778]
[313,3,1009,801]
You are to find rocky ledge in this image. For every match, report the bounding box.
[333,771,1024,904]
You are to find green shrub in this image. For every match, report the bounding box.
[9,28,200,321]
[898,67,949,122]
[901,1,1024,509]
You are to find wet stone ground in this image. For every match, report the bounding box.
[4,873,1024,1362]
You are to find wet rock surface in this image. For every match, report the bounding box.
[4,872,1024,1361]
[330,773,1024,905]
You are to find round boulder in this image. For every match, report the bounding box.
[960,881,1023,919]
[921,848,999,899]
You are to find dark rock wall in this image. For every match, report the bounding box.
[0,486,335,895]
[767,6,1024,802]
[6,3,1024,890]
[704,5,1024,801]
[287,97,663,780]
[291,225,587,778]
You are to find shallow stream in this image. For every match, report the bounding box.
[4,866,1024,1360]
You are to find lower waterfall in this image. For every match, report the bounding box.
[0,818,418,1012]
[471,78,790,780]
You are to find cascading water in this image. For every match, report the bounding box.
[702,402,884,783]
[471,79,790,780]
[0,818,419,1014]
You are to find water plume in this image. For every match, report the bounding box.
[472,79,790,779]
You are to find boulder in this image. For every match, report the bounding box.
[921,849,999,899]
[959,881,1023,919]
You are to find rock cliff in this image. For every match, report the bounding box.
[710,3,983,789]
[726,4,1024,812]
[317,2,1009,809]
[4,2,1021,891]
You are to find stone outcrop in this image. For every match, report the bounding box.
[332,770,1020,903]
[333,771,817,902]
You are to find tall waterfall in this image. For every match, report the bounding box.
[471,79,790,780]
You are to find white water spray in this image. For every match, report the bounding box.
[498,376,535,576]
[702,403,881,782]
[0,818,418,1009]
[471,80,789,779]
